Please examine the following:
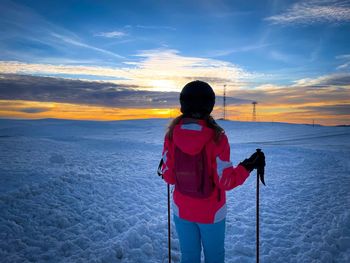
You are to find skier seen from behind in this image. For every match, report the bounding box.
[159,80,265,263]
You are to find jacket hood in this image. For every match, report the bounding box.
[173,118,214,155]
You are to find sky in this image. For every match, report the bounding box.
[0,0,349,125]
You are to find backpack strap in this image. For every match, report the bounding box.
[199,145,207,194]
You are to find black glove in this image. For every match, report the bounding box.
[256,149,266,185]
[240,149,265,173]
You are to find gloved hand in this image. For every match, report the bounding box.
[240,149,265,173]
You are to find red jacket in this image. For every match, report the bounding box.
[161,118,250,224]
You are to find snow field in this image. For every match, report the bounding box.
[0,118,349,262]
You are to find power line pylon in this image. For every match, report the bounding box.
[252,101,258,122]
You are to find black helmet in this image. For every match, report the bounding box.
[180,80,215,118]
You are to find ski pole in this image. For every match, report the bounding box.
[256,148,265,263]
[167,183,171,263]
[157,159,171,263]
[256,167,260,263]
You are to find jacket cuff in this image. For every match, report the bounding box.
[237,163,251,175]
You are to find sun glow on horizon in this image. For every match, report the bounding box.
[149,79,178,92]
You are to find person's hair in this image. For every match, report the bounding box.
[166,114,224,143]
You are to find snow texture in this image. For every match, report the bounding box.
[0,118,349,262]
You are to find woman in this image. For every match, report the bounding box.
[159,80,265,263]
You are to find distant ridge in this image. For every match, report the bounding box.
[2,117,348,127]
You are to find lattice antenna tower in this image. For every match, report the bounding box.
[223,85,226,120]
[252,101,258,122]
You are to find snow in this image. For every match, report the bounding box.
[0,118,349,262]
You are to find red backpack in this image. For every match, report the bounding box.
[174,143,215,198]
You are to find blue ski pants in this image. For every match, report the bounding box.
[174,215,226,263]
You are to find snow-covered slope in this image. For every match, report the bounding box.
[0,118,349,262]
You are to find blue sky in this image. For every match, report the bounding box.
[0,0,349,124]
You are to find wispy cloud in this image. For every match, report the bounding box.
[50,33,124,59]
[94,31,127,38]
[265,0,350,25]
[0,61,129,79]
[336,54,350,60]
[336,54,350,70]
[269,50,294,63]
[0,0,123,60]
[125,25,176,31]
[337,63,350,70]
[207,43,271,57]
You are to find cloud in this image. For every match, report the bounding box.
[231,73,350,106]
[0,74,175,108]
[0,100,53,113]
[19,107,51,113]
[265,0,350,25]
[300,104,350,115]
[0,74,248,109]
[293,73,350,87]
[0,49,260,92]
[94,31,127,38]
[126,49,260,90]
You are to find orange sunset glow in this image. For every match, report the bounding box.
[0,100,181,121]
[1,98,348,126]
